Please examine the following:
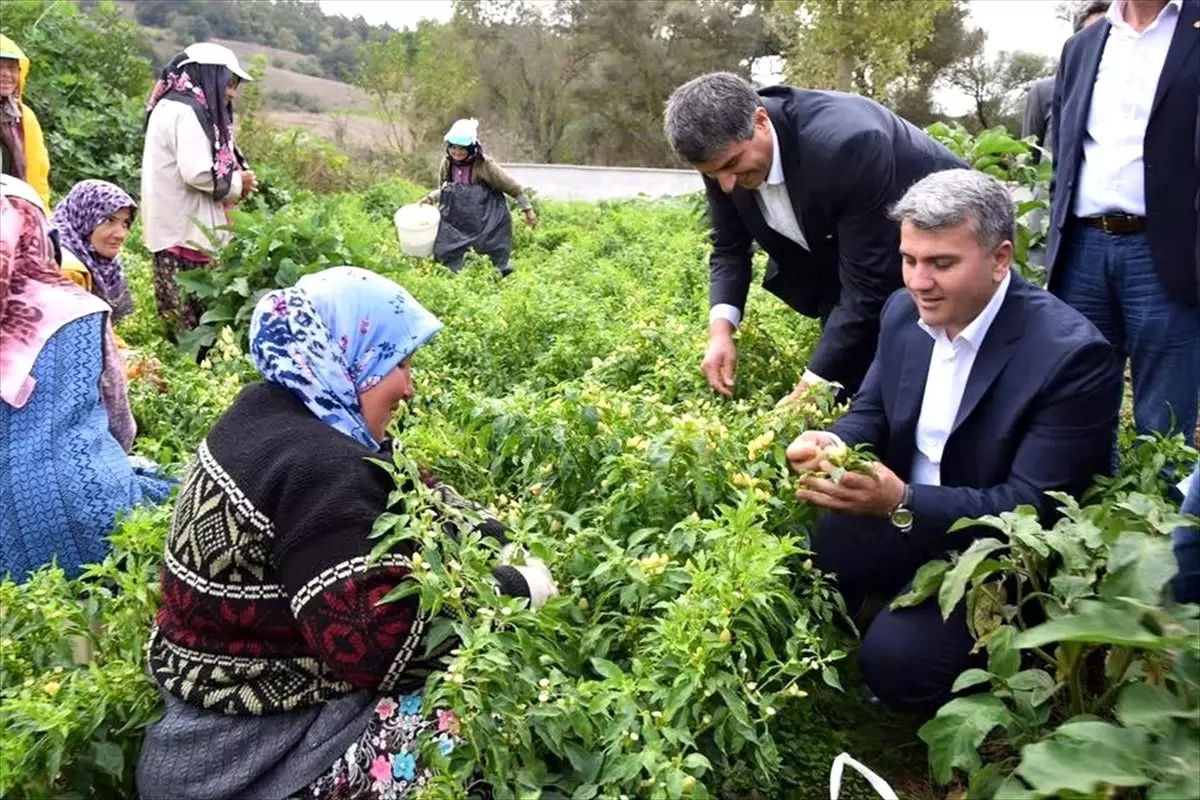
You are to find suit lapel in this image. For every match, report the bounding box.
[892,326,934,440]
[950,279,1028,435]
[1151,0,1199,119]
[1065,22,1110,152]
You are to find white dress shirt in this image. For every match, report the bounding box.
[1073,0,1181,217]
[910,272,1012,486]
[711,120,827,384]
[710,119,809,331]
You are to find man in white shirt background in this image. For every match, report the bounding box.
[1045,0,1199,449]
[786,170,1121,711]
[663,72,965,405]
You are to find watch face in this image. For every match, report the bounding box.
[891,508,914,529]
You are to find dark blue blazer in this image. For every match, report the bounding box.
[1046,0,1199,307]
[704,87,965,394]
[828,274,1122,552]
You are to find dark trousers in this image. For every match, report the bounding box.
[812,512,983,714]
[1056,225,1200,447]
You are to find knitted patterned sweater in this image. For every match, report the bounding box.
[146,382,529,716]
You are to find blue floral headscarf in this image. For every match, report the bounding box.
[249,266,443,450]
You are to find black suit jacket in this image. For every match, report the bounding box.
[1022,76,1056,160]
[826,274,1121,553]
[1047,0,1199,306]
[704,86,965,393]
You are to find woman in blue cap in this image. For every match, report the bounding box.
[421,119,537,277]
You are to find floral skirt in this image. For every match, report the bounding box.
[152,250,207,335]
[291,693,469,800]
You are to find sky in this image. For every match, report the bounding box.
[317,0,1075,115]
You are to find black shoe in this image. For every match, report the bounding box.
[498,266,513,278]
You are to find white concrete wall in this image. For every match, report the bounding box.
[504,163,703,203]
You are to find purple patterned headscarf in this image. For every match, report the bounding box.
[50,180,137,321]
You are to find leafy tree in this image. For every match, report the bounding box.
[765,0,950,99]
[945,45,1056,132]
[887,0,978,127]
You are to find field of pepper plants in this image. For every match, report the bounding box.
[2,128,1198,800]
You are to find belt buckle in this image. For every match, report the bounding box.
[1100,215,1113,234]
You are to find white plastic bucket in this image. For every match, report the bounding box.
[394,203,440,258]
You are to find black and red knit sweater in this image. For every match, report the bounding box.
[147,382,528,716]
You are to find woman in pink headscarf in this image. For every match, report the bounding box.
[0,175,172,581]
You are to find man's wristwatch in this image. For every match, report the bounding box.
[889,483,914,533]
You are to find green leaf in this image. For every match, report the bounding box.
[951,668,994,693]
[1099,531,1178,605]
[1004,669,1057,707]
[986,626,1020,679]
[890,559,950,610]
[422,617,457,659]
[88,740,124,778]
[198,308,235,326]
[1014,600,1168,649]
[939,539,1007,621]
[682,752,712,774]
[590,657,624,681]
[918,695,1013,784]
[1016,721,1149,793]
[821,665,843,691]
[1116,682,1193,732]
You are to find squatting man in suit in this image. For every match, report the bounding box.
[662,72,964,404]
[786,170,1121,710]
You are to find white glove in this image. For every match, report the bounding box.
[499,544,559,609]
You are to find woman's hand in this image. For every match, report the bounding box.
[240,170,258,198]
[420,194,436,206]
[523,208,538,228]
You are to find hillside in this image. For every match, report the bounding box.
[139,25,395,151]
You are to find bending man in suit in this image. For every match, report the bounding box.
[1047,0,1199,446]
[787,170,1121,711]
[663,72,964,404]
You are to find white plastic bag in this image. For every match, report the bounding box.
[829,752,899,800]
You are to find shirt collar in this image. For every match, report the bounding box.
[1107,0,1182,35]
[919,270,1012,349]
[764,117,785,186]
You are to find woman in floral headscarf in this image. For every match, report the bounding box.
[138,266,556,800]
[0,175,173,582]
[141,43,256,337]
[51,179,138,321]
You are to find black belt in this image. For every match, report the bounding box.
[1075,214,1147,235]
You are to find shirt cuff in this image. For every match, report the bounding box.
[709,303,743,329]
[801,369,828,385]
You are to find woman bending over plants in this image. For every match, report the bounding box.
[137,267,557,800]
[421,118,537,278]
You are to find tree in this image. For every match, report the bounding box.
[886,0,977,127]
[569,0,771,166]
[945,45,1056,132]
[765,0,950,99]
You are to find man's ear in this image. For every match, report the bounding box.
[753,106,770,130]
[992,240,1015,279]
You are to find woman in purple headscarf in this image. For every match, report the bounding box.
[51,179,137,321]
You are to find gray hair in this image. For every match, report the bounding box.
[663,72,759,164]
[1074,0,1110,32]
[889,169,1015,250]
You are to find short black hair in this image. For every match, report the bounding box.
[1074,0,1110,33]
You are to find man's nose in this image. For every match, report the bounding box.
[718,173,737,194]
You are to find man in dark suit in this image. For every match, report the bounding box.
[663,72,964,404]
[788,170,1121,711]
[1021,2,1111,160]
[1047,0,1199,447]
